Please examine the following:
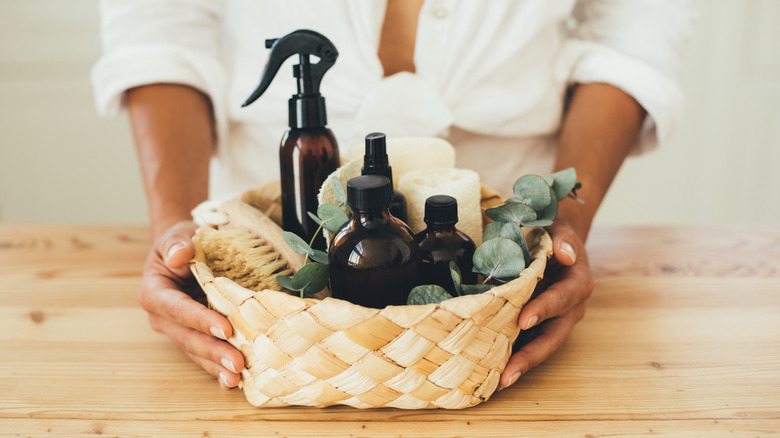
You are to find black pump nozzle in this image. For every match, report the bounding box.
[242,29,338,129]
[362,132,393,181]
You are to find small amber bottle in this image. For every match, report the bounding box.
[415,195,477,295]
[329,175,421,308]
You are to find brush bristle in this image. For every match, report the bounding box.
[197,228,295,293]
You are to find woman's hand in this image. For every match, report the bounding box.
[498,219,594,389]
[139,220,245,389]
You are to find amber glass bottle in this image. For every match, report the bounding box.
[415,195,477,295]
[241,29,341,250]
[329,175,421,308]
[280,127,339,250]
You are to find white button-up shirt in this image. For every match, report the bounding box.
[92,0,694,199]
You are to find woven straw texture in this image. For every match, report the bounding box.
[190,182,553,409]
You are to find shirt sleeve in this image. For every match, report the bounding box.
[90,0,228,141]
[557,0,697,155]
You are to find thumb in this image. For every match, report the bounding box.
[161,222,197,269]
[549,223,578,266]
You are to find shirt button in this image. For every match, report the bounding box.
[433,7,448,19]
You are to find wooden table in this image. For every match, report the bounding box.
[1,225,779,437]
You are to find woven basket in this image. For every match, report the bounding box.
[190,182,553,409]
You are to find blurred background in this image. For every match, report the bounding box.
[0,0,778,226]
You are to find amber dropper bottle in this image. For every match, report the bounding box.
[361,132,407,222]
[415,195,477,295]
[242,29,340,250]
[329,175,422,308]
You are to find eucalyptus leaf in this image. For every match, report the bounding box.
[482,221,503,241]
[538,187,559,221]
[307,211,323,225]
[520,218,553,228]
[460,283,494,295]
[275,274,296,291]
[498,222,524,243]
[317,203,350,233]
[309,249,330,264]
[522,187,558,227]
[283,231,314,257]
[449,261,463,296]
[332,177,347,204]
[472,237,526,282]
[498,222,531,267]
[485,201,536,225]
[548,168,578,201]
[513,175,552,211]
[407,284,453,305]
[290,262,329,297]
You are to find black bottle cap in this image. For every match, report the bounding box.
[361,132,393,181]
[347,175,392,211]
[424,195,458,226]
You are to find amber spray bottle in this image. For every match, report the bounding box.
[329,175,422,308]
[416,195,477,295]
[242,29,340,250]
[361,132,407,222]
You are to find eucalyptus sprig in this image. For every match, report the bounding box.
[276,178,349,298]
[407,168,582,305]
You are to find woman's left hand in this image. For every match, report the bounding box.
[498,218,594,389]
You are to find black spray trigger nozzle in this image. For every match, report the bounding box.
[242,29,339,108]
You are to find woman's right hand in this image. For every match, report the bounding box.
[138,220,245,388]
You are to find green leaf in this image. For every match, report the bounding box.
[473,237,525,282]
[283,231,314,257]
[276,274,296,291]
[290,262,330,297]
[309,249,330,264]
[460,283,494,295]
[332,177,347,205]
[485,201,536,225]
[317,203,350,233]
[483,221,503,241]
[449,261,463,296]
[498,222,524,243]
[407,284,453,305]
[498,222,531,267]
[513,175,552,211]
[538,187,559,221]
[307,211,323,225]
[548,168,578,201]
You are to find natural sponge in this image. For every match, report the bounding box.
[345,137,456,187]
[398,168,483,245]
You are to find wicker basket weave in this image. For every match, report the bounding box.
[190,182,553,409]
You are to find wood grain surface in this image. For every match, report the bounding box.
[1,225,779,437]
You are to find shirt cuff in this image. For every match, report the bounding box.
[556,40,684,156]
[90,44,227,144]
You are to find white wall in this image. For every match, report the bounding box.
[1,0,778,225]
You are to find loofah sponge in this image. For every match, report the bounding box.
[398,168,483,246]
[344,137,456,188]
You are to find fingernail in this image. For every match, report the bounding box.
[221,357,237,374]
[218,372,230,388]
[560,241,576,263]
[167,242,184,261]
[524,315,538,330]
[508,371,521,387]
[210,326,227,340]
